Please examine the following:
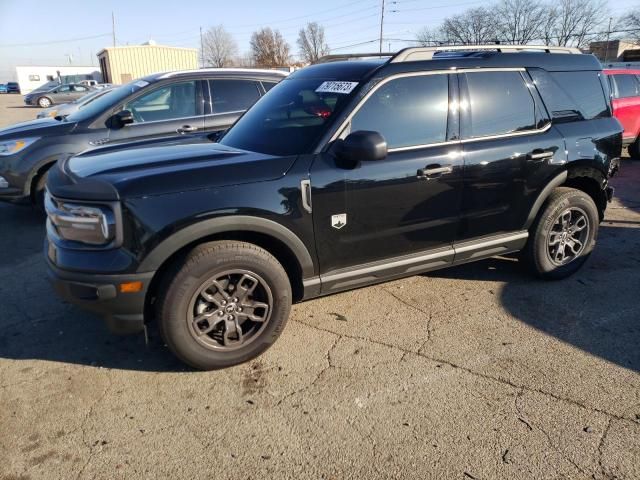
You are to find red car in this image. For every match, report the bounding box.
[604,68,640,157]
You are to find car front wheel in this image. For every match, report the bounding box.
[525,187,599,279]
[37,97,52,108]
[157,241,292,370]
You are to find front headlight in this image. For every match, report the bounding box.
[45,193,116,246]
[46,110,58,118]
[0,137,39,156]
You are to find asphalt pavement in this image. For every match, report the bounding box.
[0,93,639,479]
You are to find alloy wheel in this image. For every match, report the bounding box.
[546,207,590,266]
[187,269,273,351]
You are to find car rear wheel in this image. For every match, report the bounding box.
[37,96,52,108]
[156,241,292,370]
[525,187,599,280]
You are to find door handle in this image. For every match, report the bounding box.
[177,125,198,134]
[417,165,453,179]
[301,179,312,213]
[527,149,554,161]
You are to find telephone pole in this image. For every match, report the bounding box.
[200,26,204,68]
[604,17,612,64]
[379,0,385,53]
[111,11,116,47]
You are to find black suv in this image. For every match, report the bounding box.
[45,46,622,370]
[0,69,285,205]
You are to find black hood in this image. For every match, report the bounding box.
[50,141,297,201]
[0,117,75,138]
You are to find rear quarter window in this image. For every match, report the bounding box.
[612,74,640,98]
[529,69,609,121]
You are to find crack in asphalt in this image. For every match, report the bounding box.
[292,319,637,426]
[595,417,613,480]
[381,287,434,344]
[514,388,591,477]
[275,334,341,407]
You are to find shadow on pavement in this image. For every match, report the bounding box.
[0,205,188,372]
[429,223,640,373]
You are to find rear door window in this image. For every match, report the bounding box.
[612,74,640,98]
[463,71,536,138]
[209,79,261,114]
[351,74,449,149]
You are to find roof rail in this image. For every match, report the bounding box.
[390,45,582,63]
[314,53,394,64]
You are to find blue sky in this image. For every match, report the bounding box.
[1,0,638,79]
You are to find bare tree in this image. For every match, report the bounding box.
[202,25,238,68]
[441,7,498,45]
[544,0,608,47]
[297,22,330,63]
[415,27,443,46]
[620,9,640,41]
[250,28,290,67]
[495,0,547,44]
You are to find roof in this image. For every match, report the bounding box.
[157,68,288,79]
[97,44,197,56]
[290,49,601,84]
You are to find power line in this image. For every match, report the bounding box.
[0,33,111,48]
[230,0,375,28]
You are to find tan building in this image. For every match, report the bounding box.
[97,42,198,84]
[589,39,640,63]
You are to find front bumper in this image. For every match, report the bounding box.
[46,253,155,335]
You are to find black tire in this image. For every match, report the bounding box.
[525,187,599,280]
[628,138,640,160]
[33,171,48,211]
[157,241,292,370]
[37,96,52,108]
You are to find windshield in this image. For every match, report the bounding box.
[77,88,113,108]
[220,78,356,156]
[65,80,150,123]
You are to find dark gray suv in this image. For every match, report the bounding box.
[0,68,287,205]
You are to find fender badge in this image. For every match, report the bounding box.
[331,213,347,229]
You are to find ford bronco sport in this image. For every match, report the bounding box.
[45,45,622,370]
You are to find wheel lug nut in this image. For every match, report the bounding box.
[218,311,224,316]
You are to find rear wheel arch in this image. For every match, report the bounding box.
[525,167,607,229]
[564,167,608,221]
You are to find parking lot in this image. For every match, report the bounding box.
[0,92,639,479]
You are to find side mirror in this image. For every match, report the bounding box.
[335,130,387,163]
[109,110,134,129]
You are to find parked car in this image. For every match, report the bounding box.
[7,82,20,93]
[24,83,95,108]
[45,45,621,370]
[37,87,114,119]
[603,68,640,158]
[0,68,286,205]
[0,84,7,94]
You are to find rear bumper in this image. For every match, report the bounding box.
[46,256,154,335]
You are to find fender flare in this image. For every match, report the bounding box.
[523,171,567,229]
[137,215,316,277]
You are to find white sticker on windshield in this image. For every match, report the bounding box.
[315,81,358,94]
[134,80,149,88]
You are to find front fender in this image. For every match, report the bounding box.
[137,215,315,278]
